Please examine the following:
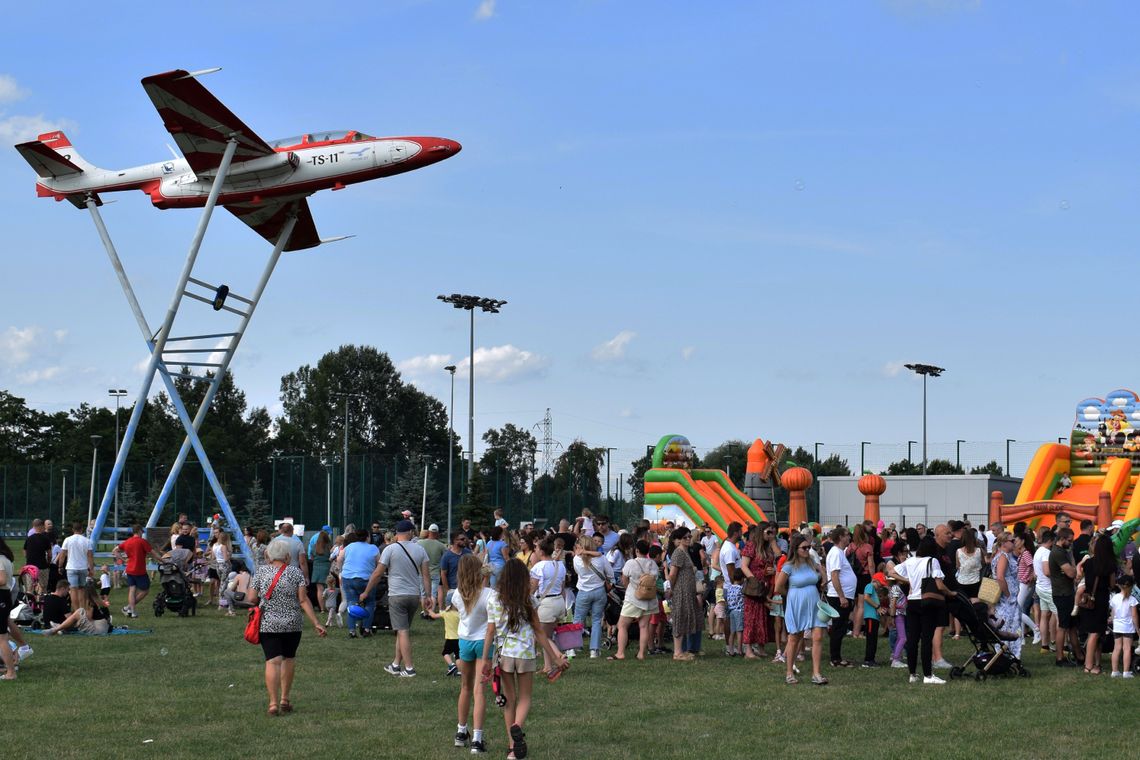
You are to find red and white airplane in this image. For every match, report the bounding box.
[14,68,461,250]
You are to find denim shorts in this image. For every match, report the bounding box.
[67,569,88,588]
[729,608,744,632]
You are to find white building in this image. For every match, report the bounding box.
[819,475,1022,529]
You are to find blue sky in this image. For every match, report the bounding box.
[2,1,1139,479]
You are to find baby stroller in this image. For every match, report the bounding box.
[947,592,1030,681]
[153,562,198,617]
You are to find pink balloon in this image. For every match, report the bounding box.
[876,520,885,530]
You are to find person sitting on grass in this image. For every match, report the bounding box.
[482,559,567,760]
[45,582,111,636]
[42,580,71,627]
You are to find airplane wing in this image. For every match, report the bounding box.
[225,197,321,252]
[141,69,276,175]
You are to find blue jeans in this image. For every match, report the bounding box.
[683,630,702,653]
[573,587,607,651]
[343,576,374,630]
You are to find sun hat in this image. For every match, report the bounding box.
[816,600,839,624]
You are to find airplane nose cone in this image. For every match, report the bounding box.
[433,138,461,155]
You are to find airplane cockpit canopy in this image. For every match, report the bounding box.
[269,131,376,150]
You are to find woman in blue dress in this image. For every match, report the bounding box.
[775,533,828,685]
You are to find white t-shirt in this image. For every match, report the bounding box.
[62,534,92,571]
[825,545,857,598]
[701,534,718,565]
[578,516,595,537]
[893,555,945,602]
[605,548,626,577]
[1033,546,1052,593]
[1110,591,1138,634]
[453,587,493,641]
[99,572,111,591]
[956,548,982,585]
[530,559,566,597]
[573,555,614,593]
[719,540,741,580]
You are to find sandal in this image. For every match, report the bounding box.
[811,675,829,685]
[606,655,625,661]
[1084,667,1101,675]
[280,699,293,713]
[673,653,695,661]
[785,675,799,684]
[267,703,279,716]
[509,724,527,759]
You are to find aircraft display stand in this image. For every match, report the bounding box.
[86,138,296,563]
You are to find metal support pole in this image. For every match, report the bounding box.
[468,308,476,493]
[86,441,99,533]
[921,373,928,475]
[89,139,258,562]
[343,398,350,529]
[446,367,456,538]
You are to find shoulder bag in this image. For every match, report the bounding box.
[920,558,944,601]
[1077,574,1100,610]
[244,564,287,644]
[584,556,613,593]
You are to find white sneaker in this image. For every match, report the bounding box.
[909,674,920,683]
[1110,671,1122,678]
[1031,632,1041,645]
[565,649,575,658]
[17,645,33,662]
[1124,671,1135,679]
[923,675,946,685]
[891,660,907,669]
[932,659,952,669]
[590,649,600,659]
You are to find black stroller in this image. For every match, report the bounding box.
[947,592,1030,681]
[153,561,198,617]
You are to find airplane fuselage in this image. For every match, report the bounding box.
[36,134,460,208]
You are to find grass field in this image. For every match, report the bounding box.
[6,587,1134,760]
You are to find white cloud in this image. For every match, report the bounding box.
[1083,405,1100,420]
[1,326,42,365]
[592,330,636,361]
[463,345,547,382]
[399,346,546,383]
[883,360,907,377]
[397,353,455,377]
[0,74,27,103]
[619,408,637,419]
[0,114,73,143]
[18,366,61,384]
[474,0,496,20]
[1112,397,1128,406]
[53,329,68,342]
[681,346,696,361]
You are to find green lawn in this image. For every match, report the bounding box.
[7,587,1134,760]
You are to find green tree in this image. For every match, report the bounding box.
[115,476,146,528]
[970,460,1005,476]
[480,424,537,517]
[386,454,445,526]
[553,440,605,512]
[885,459,923,475]
[460,466,494,530]
[925,458,964,475]
[700,439,749,488]
[241,477,272,533]
[626,450,652,508]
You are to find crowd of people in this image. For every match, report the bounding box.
[5,505,1139,755]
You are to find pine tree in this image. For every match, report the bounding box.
[241,477,272,533]
[115,476,145,529]
[386,455,445,526]
[460,466,495,532]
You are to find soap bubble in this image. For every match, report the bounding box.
[794,179,805,191]
[1059,199,1069,210]
[159,647,168,657]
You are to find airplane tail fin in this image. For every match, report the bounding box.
[14,130,96,178]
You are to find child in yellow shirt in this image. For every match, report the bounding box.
[427,604,461,677]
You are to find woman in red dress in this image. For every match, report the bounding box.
[741,523,776,658]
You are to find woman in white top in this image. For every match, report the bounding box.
[889,538,953,684]
[953,529,982,639]
[572,536,614,658]
[610,539,658,661]
[209,532,232,607]
[451,554,493,751]
[528,538,567,671]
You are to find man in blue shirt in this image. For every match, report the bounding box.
[595,514,619,553]
[437,531,471,609]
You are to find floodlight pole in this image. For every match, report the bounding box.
[445,364,457,537]
[1006,439,1016,478]
[904,363,945,476]
[87,435,101,535]
[956,439,966,471]
[109,389,128,536]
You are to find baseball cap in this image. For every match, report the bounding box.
[428,523,440,532]
[872,572,889,587]
[1109,519,1125,532]
[395,519,415,533]
[321,525,331,532]
[400,510,413,518]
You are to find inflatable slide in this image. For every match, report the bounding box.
[643,434,767,538]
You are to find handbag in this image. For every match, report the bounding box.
[244,564,287,645]
[977,577,1000,606]
[920,559,943,601]
[742,575,765,599]
[1077,575,1099,610]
